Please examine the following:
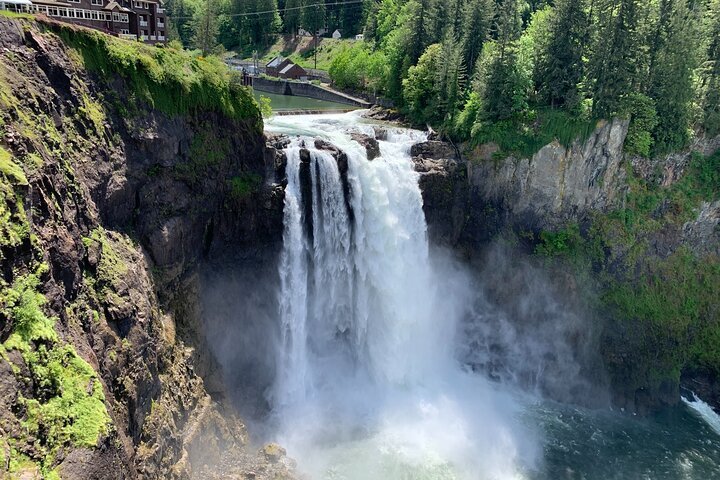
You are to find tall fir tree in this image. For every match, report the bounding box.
[590,0,642,118]
[536,0,589,109]
[301,0,326,33]
[192,0,219,55]
[436,28,467,124]
[702,0,720,136]
[648,0,701,154]
[284,0,302,36]
[460,0,493,74]
[482,0,528,121]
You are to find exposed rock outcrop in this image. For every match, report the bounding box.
[464,119,629,240]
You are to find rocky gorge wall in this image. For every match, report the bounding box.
[0,16,291,479]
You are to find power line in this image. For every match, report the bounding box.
[170,0,366,20]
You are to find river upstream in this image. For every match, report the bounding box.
[241,112,720,480]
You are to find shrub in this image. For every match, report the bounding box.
[619,93,659,158]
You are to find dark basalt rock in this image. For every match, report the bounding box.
[350,132,380,160]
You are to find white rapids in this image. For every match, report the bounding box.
[682,392,720,437]
[267,112,538,479]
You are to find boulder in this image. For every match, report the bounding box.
[350,132,381,160]
[411,141,458,160]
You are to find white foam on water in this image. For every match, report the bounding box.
[682,392,720,437]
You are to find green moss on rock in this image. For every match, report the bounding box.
[47,20,262,131]
[2,269,111,471]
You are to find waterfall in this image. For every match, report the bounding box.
[270,114,536,480]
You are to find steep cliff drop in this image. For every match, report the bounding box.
[267,114,538,478]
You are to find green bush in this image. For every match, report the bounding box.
[619,93,659,158]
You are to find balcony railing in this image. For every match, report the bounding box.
[140,35,148,41]
[157,35,165,41]
[139,20,147,26]
[149,35,157,41]
[157,21,164,27]
[119,33,137,40]
[156,7,164,12]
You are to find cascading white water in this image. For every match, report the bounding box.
[270,113,537,479]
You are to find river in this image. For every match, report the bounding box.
[253,90,357,112]
[252,111,720,480]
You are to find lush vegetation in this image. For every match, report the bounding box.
[535,148,720,391]
[321,0,720,158]
[45,20,260,126]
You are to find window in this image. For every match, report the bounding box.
[113,12,128,22]
[91,0,102,5]
[120,29,129,34]
[143,2,148,8]
[91,10,100,20]
[84,10,92,19]
[133,0,142,8]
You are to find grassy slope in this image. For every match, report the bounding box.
[243,35,357,72]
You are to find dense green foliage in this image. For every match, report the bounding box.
[535,148,720,389]
[48,22,260,127]
[325,0,720,158]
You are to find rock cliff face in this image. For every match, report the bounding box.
[461,118,629,245]
[0,17,287,479]
[409,118,720,414]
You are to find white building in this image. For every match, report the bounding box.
[332,29,342,39]
[298,27,328,37]
[355,34,364,41]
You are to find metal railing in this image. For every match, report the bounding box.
[119,33,137,40]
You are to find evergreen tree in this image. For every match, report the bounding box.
[482,0,529,121]
[702,1,720,136]
[192,0,220,55]
[436,28,467,124]
[166,0,196,46]
[590,0,642,118]
[648,0,701,154]
[536,0,589,109]
[246,0,281,46]
[460,0,493,73]
[302,0,326,33]
[284,0,302,36]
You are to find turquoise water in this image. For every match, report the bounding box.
[253,90,357,112]
[527,399,720,479]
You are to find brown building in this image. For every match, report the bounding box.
[0,0,166,43]
[266,56,292,77]
[278,62,307,80]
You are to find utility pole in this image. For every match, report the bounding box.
[314,30,318,71]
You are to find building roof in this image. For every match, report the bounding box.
[280,63,306,75]
[266,56,285,68]
[1,0,32,5]
[103,1,131,11]
[32,0,72,6]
